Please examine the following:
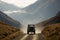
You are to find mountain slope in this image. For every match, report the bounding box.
[42,23,60,40]
[0,1,21,11]
[0,11,21,28]
[0,20,21,40]
[41,11,60,40]
[36,11,60,26]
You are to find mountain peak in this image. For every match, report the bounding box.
[56,11,60,16]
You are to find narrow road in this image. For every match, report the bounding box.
[14,34,45,40]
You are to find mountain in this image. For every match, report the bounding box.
[24,0,60,12]
[9,0,60,25]
[0,20,21,40]
[36,11,60,26]
[35,11,60,33]
[41,11,60,40]
[0,11,21,28]
[24,0,51,12]
[0,1,21,11]
[24,0,60,18]
[0,0,60,29]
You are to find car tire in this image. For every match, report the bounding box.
[27,31,29,34]
[34,31,35,34]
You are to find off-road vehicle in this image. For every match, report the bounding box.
[27,24,35,34]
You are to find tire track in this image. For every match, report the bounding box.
[15,34,44,40]
[32,34,38,40]
[25,35,33,40]
[14,34,25,40]
[20,35,29,40]
[37,34,45,40]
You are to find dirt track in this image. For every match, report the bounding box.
[14,34,45,40]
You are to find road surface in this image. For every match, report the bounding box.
[14,34,45,40]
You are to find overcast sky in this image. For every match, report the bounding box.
[1,0,37,8]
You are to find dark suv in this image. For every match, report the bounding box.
[27,24,35,34]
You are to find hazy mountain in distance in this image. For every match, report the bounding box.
[0,1,23,26]
[24,0,60,18]
[36,11,60,26]
[24,0,60,12]
[0,11,21,28]
[24,0,48,12]
[0,0,60,26]
[9,0,60,26]
[0,1,21,11]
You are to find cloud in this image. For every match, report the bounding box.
[1,0,37,8]
[3,10,27,14]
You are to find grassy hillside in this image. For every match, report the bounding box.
[42,23,60,40]
[41,11,60,40]
[0,21,21,40]
[36,11,60,40]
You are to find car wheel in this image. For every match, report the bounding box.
[27,31,29,34]
[34,31,35,34]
